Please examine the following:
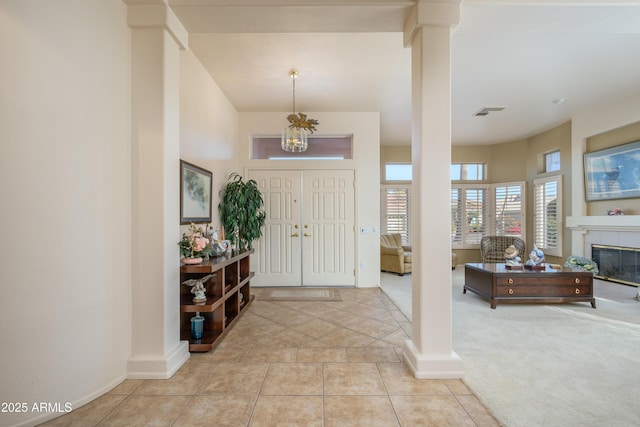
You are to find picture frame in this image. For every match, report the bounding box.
[180,160,212,224]
[584,140,640,201]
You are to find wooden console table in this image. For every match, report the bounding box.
[180,249,254,352]
[464,263,596,309]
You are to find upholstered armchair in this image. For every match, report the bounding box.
[380,234,412,276]
[480,236,526,263]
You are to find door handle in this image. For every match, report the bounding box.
[291,232,300,237]
[304,233,312,237]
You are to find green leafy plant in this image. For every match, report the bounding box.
[219,173,266,251]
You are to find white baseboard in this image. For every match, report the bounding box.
[126,340,190,379]
[403,339,464,379]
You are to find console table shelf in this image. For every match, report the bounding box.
[180,249,254,352]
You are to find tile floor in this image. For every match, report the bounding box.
[41,287,499,426]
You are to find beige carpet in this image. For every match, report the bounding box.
[256,287,342,302]
[381,269,640,427]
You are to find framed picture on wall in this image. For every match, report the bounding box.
[180,160,212,224]
[584,140,640,201]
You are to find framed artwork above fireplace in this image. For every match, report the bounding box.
[584,140,640,201]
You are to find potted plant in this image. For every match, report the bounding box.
[219,172,266,251]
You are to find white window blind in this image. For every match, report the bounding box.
[534,175,562,256]
[381,185,410,245]
[493,183,525,239]
[451,188,463,246]
[451,185,488,248]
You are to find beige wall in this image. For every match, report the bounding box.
[179,49,241,231]
[0,1,132,425]
[524,121,572,263]
[380,145,411,183]
[585,121,640,216]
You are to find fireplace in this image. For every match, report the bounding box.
[591,244,640,287]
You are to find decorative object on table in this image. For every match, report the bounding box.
[179,223,213,263]
[190,312,204,339]
[607,208,624,216]
[504,245,522,266]
[219,173,266,251]
[208,227,230,256]
[182,274,214,304]
[584,139,640,201]
[281,68,319,153]
[525,244,545,266]
[180,160,212,224]
[565,255,599,275]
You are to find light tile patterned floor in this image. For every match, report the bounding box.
[41,287,499,426]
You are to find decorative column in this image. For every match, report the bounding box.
[126,3,190,378]
[402,0,464,378]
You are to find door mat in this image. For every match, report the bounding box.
[257,288,342,302]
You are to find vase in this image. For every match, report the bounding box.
[190,315,204,339]
[182,257,203,265]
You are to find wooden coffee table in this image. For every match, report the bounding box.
[464,263,596,309]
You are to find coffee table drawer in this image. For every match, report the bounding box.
[496,284,592,297]
[495,275,591,287]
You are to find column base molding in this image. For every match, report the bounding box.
[127,341,190,379]
[403,339,464,379]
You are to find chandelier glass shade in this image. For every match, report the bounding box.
[281,127,307,152]
[281,69,318,153]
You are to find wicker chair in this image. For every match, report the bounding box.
[480,236,526,263]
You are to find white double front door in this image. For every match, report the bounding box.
[248,169,355,287]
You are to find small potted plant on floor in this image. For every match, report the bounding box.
[219,172,266,251]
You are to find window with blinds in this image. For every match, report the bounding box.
[493,183,525,238]
[451,181,526,249]
[380,185,410,245]
[533,175,562,256]
[451,186,488,248]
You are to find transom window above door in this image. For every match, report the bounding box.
[252,136,353,160]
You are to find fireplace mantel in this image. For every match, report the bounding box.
[567,215,640,258]
[567,215,640,232]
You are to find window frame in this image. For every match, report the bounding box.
[451,181,526,250]
[451,184,490,249]
[380,184,411,246]
[384,163,412,182]
[533,174,563,257]
[492,181,526,242]
[451,163,486,181]
[544,150,561,173]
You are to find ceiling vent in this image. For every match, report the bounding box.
[474,106,506,117]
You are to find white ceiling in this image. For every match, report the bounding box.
[170,0,640,146]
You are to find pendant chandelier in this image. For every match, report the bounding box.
[282,69,318,152]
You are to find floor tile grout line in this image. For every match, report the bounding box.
[168,394,196,427]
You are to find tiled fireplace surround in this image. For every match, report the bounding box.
[567,215,640,289]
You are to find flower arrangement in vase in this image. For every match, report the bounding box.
[565,255,599,275]
[178,223,213,264]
